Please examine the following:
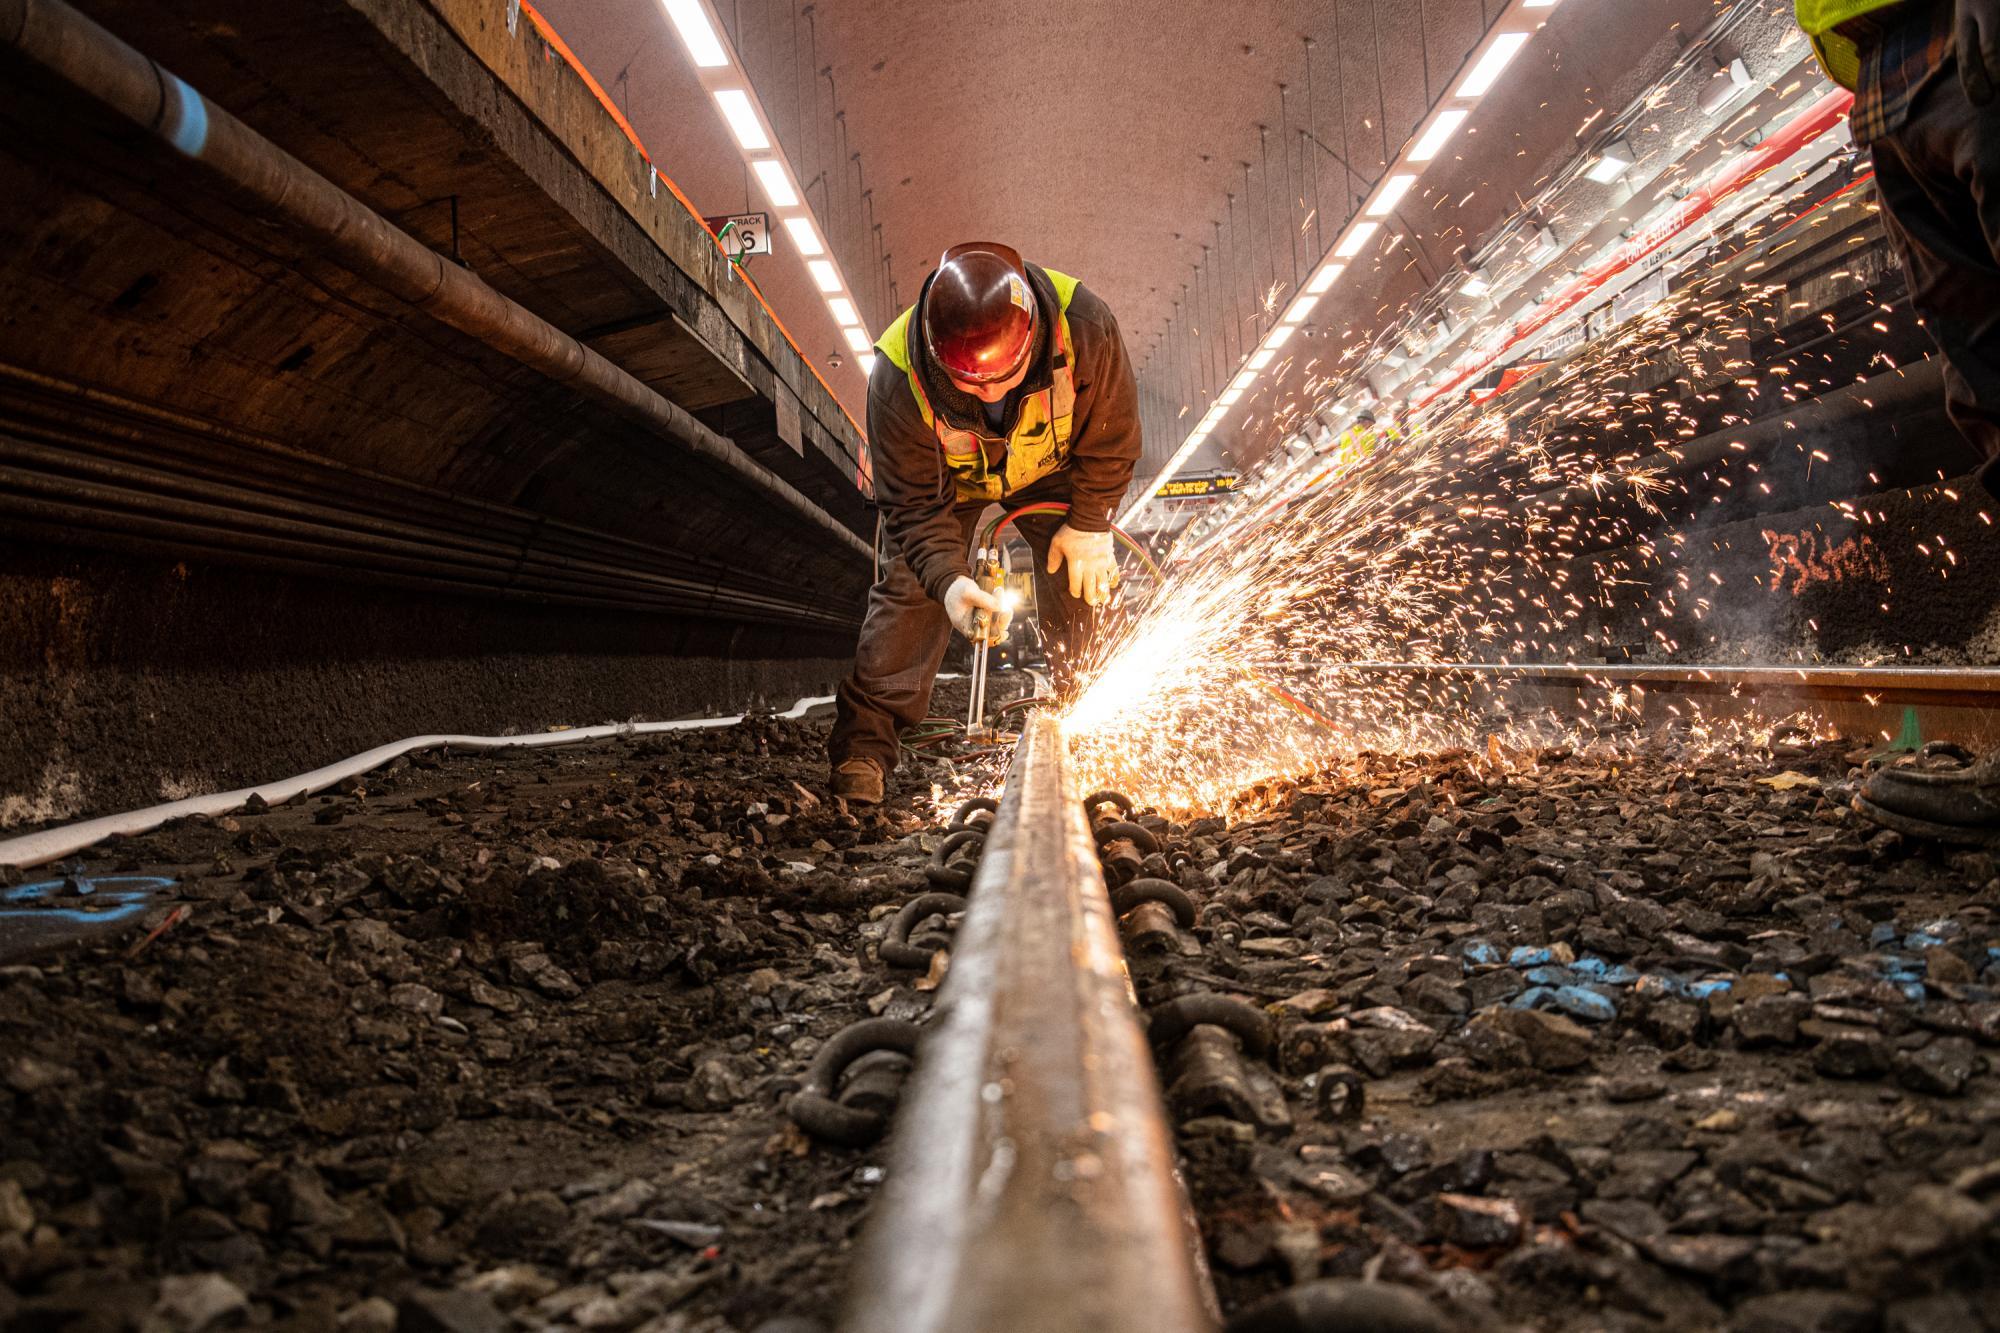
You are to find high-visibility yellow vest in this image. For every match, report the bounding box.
[1331,423,1401,471]
[876,268,1082,504]
[1795,0,1908,91]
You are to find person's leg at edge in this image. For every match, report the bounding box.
[1852,67,2000,834]
[1870,68,2000,499]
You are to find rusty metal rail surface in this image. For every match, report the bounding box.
[839,712,1216,1333]
[1334,661,2000,703]
[1324,661,2000,750]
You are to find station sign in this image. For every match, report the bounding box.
[1156,471,1240,501]
[704,212,773,260]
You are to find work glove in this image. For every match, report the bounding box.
[943,575,1011,644]
[1962,0,2000,105]
[1045,524,1117,607]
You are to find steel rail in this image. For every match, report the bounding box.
[1332,661,2000,707]
[840,712,1215,1333]
[1306,660,2000,751]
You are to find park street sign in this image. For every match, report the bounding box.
[1155,471,1239,501]
[704,212,772,261]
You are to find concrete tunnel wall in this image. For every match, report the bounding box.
[0,0,879,827]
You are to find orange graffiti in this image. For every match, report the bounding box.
[1760,528,1892,596]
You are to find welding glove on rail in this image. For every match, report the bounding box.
[944,576,1011,645]
[1045,524,1117,607]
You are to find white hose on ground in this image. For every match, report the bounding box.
[0,695,837,873]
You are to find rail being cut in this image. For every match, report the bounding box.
[839,712,1216,1333]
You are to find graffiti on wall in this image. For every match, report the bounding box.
[1761,528,1892,597]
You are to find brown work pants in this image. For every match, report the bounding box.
[1870,57,2000,499]
[828,479,1091,778]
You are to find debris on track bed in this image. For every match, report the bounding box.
[1127,735,2000,1333]
[0,683,1022,1333]
[2,694,1997,1332]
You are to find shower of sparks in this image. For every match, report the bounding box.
[1058,172,1982,814]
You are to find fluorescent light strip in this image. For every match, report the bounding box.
[1334,221,1381,259]
[842,326,871,352]
[859,353,878,373]
[1458,30,1530,97]
[713,89,769,151]
[1306,262,1346,294]
[1138,0,1555,519]
[1264,324,1295,350]
[807,259,841,293]
[752,159,798,208]
[1367,173,1417,218]
[829,297,859,325]
[663,0,730,67]
[783,216,824,256]
[1408,108,1469,163]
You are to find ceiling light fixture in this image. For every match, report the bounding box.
[1334,221,1381,259]
[1367,174,1418,218]
[783,217,824,256]
[751,159,799,208]
[1408,108,1470,163]
[1306,262,1347,294]
[1584,137,1636,184]
[1128,0,1562,524]
[1457,30,1531,97]
[662,0,873,387]
[661,0,729,67]
[1697,57,1755,117]
[712,89,769,151]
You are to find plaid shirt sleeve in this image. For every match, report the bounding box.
[1848,0,1957,144]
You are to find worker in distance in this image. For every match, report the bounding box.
[1799,0,2000,843]
[827,242,1142,806]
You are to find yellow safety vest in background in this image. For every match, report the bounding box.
[876,268,1082,504]
[1795,0,1908,91]
[1332,423,1401,470]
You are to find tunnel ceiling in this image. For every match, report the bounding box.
[548,0,1506,345]
[538,0,1743,476]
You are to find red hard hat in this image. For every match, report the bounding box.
[922,242,1038,385]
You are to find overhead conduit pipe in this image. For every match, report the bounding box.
[0,0,872,564]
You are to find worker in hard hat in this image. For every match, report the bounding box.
[1800,1,2000,841]
[1329,407,1402,471]
[1798,0,2000,500]
[828,242,1141,805]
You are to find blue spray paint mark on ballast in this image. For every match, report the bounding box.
[1,876,172,926]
